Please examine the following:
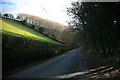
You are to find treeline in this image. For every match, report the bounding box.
[1,12,81,46]
[67,2,120,57]
[15,13,81,46]
[2,13,14,19]
[16,13,68,43]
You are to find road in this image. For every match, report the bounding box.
[7,47,114,79]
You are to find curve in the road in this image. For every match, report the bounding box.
[7,47,118,79]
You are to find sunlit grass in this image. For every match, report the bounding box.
[1,18,60,44]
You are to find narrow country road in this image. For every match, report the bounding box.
[7,47,116,79]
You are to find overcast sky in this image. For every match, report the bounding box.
[0,0,79,25]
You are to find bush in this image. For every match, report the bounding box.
[31,25,35,29]
[39,27,44,33]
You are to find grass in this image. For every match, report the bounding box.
[1,18,60,44]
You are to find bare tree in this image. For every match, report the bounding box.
[8,14,14,19]
[0,13,2,17]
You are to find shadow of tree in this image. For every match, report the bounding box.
[54,66,120,80]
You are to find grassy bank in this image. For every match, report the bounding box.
[1,18,60,44]
[2,34,71,77]
[1,18,73,77]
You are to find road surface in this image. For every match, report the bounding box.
[7,47,114,79]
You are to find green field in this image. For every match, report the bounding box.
[1,18,60,44]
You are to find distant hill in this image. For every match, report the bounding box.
[15,13,68,43]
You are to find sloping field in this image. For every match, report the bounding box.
[1,18,60,44]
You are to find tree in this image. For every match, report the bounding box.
[0,13,2,17]
[8,14,14,19]
[67,2,120,55]
[31,25,35,29]
[3,13,8,18]
[39,27,44,33]
[16,16,21,21]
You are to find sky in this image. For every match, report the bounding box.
[0,0,79,25]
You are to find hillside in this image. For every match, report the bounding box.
[2,18,71,77]
[15,13,68,43]
[1,18,60,44]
